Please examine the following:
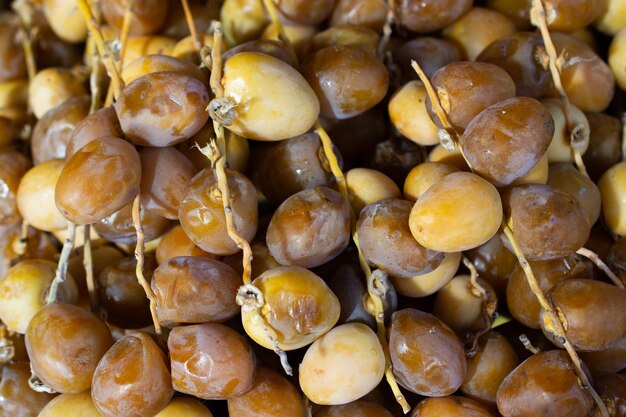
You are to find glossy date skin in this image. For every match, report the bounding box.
[97,255,157,329]
[496,350,594,417]
[139,147,197,219]
[55,136,142,225]
[168,323,256,400]
[357,198,444,278]
[152,256,242,325]
[503,184,591,260]
[266,186,350,268]
[115,72,210,147]
[228,367,306,417]
[389,308,467,397]
[26,303,113,394]
[179,168,258,256]
[92,332,173,417]
[0,362,55,417]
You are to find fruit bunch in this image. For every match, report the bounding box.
[0,0,625,416]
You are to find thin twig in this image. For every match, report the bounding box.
[46,222,77,304]
[315,121,348,202]
[378,0,396,60]
[462,256,496,356]
[502,222,609,417]
[236,284,292,375]
[576,247,625,289]
[204,24,290,372]
[208,24,225,102]
[316,120,410,414]
[28,363,55,394]
[83,224,99,312]
[411,60,460,151]
[77,0,124,99]
[621,112,626,161]
[519,334,540,354]
[463,256,487,298]
[0,325,14,364]
[14,219,29,258]
[131,195,162,334]
[12,0,37,80]
[202,23,253,285]
[261,0,298,65]
[530,0,589,177]
[197,140,254,284]
[368,269,411,414]
[117,0,135,72]
[89,50,104,113]
[104,83,115,107]
[181,0,201,53]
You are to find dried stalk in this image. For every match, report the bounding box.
[14,219,29,258]
[89,50,104,113]
[316,122,410,414]
[236,284,292,375]
[83,224,99,312]
[0,325,14,364]
[261,0,298,65]
[502,222,609,417]
[131,195,161,334]
[204,23,253,286]
[77,0,124,99]
[576,247,625,289]
[411,60,460,152]
[530,0,589,177]
[181,0,201,53]
[117,0,135,71]
[519,334,540,354]
[462,256,497,356]
[28,363,55,394]
[369,269,411,413]
[46,222,76,304]
[463,256,487,298]
[204,23,293,373]
[378,0,396,60]
[12,0,37,80]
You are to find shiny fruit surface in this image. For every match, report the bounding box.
[26,303,113,393]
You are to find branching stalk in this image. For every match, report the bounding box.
[204,23,291,373]
[14,219,29,258]
[502,222,608,417]
[462,256,496,356]
[530,0,589,177]
[12,0,37,80]
[77,0,124,99]
[411,60,460,152]
[83,224,99,312]
[519,334,540,354]
[378,0,396,60]
[368,269,411,413]
[576,247,625,289]
[261,0,298,65]
[316,121,410,414]
[46,222,76,304]
[131,195,161,334]
[203,23,253,286]
[0,325,14,364]
[181,0,201,53]
[117,0,135,71]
